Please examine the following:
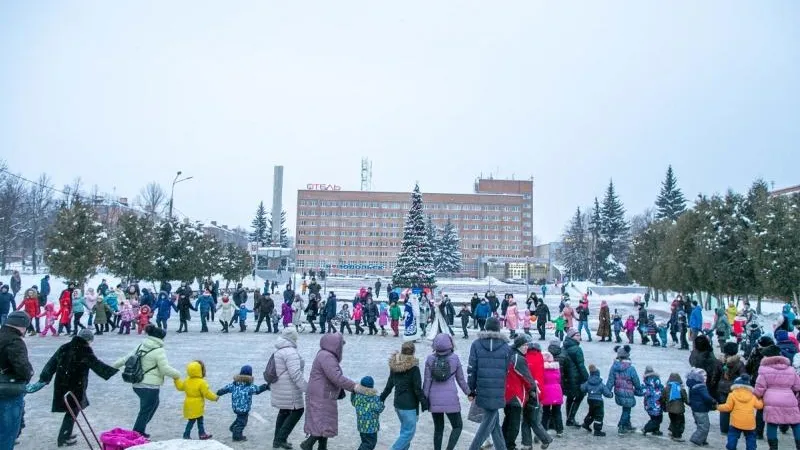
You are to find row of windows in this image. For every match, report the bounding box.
[297,260,398,269]
[299,200,522,212]
[297,241,524,252]
[299,210,522,221]
[297,249,394,257]
[297,233,521,246]
[298,225,521,237]
[297,217,521,228]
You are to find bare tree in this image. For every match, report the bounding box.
[23,174,55,274]
[0,169,26,271]
[136,182,167,218]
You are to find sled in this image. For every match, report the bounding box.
[100,428,150,450]
[64,391,102,450]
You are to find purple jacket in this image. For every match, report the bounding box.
[304,333,357,438]
[753,355,800,424]
[423,334,470,413]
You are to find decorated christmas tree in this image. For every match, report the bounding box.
[392,184,436,288]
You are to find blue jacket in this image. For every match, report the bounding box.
[474,302,491,319]
[105,292,119,312]
[643,375,664,416]
[217,377,268,414]
[581,372,613,401]
[606,359,643,407]
[0,287,14,315]
[195,295,215,314]
[351,392,385,434]
[238,306,252,321]
[153,293,175,320]
[468,331,511,410]
[139,289,155,308]
[689,306,704,331]
[687,378,716,413]
[40,277,51,297]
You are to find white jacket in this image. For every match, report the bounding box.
[270,336,308,410]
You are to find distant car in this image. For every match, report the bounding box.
[363,273,376,279]
[505,278,526,285]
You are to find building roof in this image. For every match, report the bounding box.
[770,184,800,197]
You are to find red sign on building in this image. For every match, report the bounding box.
[306,184,342,191]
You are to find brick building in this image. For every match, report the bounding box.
[295,177,534,277]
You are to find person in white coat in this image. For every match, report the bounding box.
[271,327,308,449]
[218,294,234,333]
[292,294,305,330]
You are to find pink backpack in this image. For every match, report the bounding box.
[100,428,149,450]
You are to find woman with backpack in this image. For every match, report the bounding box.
[112,325,181,438]
[423,334,470,450]
[269,328,308,449]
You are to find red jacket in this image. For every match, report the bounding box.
[505,351,534,407]
[58,290,72,324]
[525,349,545,398]
[19,296,40,320]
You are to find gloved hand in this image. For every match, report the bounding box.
[260,383,270,391]
[26,381,46,394]
[215,389,224,396]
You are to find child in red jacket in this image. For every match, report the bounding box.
[137,305,152,334]
[18,289,40,335]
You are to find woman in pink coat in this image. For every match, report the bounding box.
[753,354,800,446]
[506,299,519,337]
[540,350,564,435]
[561,301,575,330]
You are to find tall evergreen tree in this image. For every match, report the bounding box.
[425,216,441,271]
[105,212,156,283]
[45,196,107,285]
[267,210,290,247]
[599,180,630,282]
[561,207,590,280]
[437,219,462,275]
[219,243,254,288]
[392,184,436,288]
[250,201,268,245]
[655,165,687,221]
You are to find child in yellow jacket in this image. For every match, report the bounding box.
[175,360,218,440]
[717,374,763,450]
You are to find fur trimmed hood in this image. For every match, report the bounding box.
[388,352,419,373]
[544,361,560,370]
[477,330,509,341]
[233,374,254,384]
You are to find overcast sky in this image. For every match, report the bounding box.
[2,1,798,243]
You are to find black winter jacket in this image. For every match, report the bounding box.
[0,326,33,384]
[562,337,589,396]
[548,341,573,396]
[468,331,510,410]
[380,353,427,412]
[535,303,551,323]
[576,305,589,322]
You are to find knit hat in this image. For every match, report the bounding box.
[723,341,739,357]
[687,368,707,383]
[732,374,751,387]
[758,336,775,348]
[775,329,789,342]
[567,329,580,340]
[484,317,501,332]
[761,344,781,357]
[513,335,529,350]
[77,328,94,343]
[615,345,631,359]
[643,365,657,379]
[240,365,253,376]
[281,327,299,344]
[588,364,599,375]
[401,341,415,355]
[3,311,30,329]
[360,376,374,389]
[145,324,167,340]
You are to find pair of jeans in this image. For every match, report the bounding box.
[132,387,160,434]
[578,320,592,340]
[359,432,378,450]
[58,412,75,445]
[0,313,6,326]
[541,404,563,433]
[72,312,85,334]
[668,412,685,438]
[184,416,206,438]
[87,312,94,326]
[618,406,632,429]
[432,412,462,450]
[199,311,208,332]
[690,411,710,445]
[766,423,800,440]
[339,321,353,334]
[501,405,523,449]
[521,404,552,446]
[643,413,663,434]
[156,318,167,330]
[231,412,248,439]
[469,408,507,450]
[274,408,304,445]
[392,409,417,450]
[727,427,756,450]
[0,395,24,450]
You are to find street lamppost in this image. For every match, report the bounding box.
[168,171,193,219]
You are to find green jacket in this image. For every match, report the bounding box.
[113,336,181,386]
[390,305,402,320]
[554,316,566,331]
[92,301,112,325]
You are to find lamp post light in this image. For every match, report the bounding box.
[168,171,193,219]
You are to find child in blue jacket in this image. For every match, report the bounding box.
[152,291,176,330]
[237,303,253,332]
[641,365,664,436]
[351,375,384,450]
[687,368,717,446]
[216,365,269,442]
[580,364,614,436]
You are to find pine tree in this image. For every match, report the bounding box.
[250,202,268,245]
[267,210,290,247]
[655,165,687,221]
[220,243,254,287]
[392,184,436,288]
[599,180,630,282]
[437,219,462,275]
[45,196,107,284]
[561,207,590,280]
[105,212,156,283]
[426,216,441,271]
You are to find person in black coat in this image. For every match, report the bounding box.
[305,294,319,332]
[467,317,511,449]
[380,342,427,449]
[637,305,650,344]
[176,291,196,333]
[255,294,275,333]
[470,293,481,329]
[38,330,117,447]
[364,297,379,335]
[562,330,589,426]
[689,335,719,395]
[535,301,551,341]
[324,292,338,333]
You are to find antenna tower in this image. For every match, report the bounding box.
[360,157,373,191]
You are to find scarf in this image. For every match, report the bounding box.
[668,382,682,402]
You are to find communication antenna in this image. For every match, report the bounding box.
[360,157,372,191]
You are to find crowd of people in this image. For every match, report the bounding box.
[3,273,800,450]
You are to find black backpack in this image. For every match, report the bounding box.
[264,353,279,384]
[431,355,454,382]
[121,346,156,384]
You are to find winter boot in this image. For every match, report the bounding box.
[794,439,800,450]
[317,437,328,450]
[300,437,316,450]
[594,422,606,437]
[767,439,778,450]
